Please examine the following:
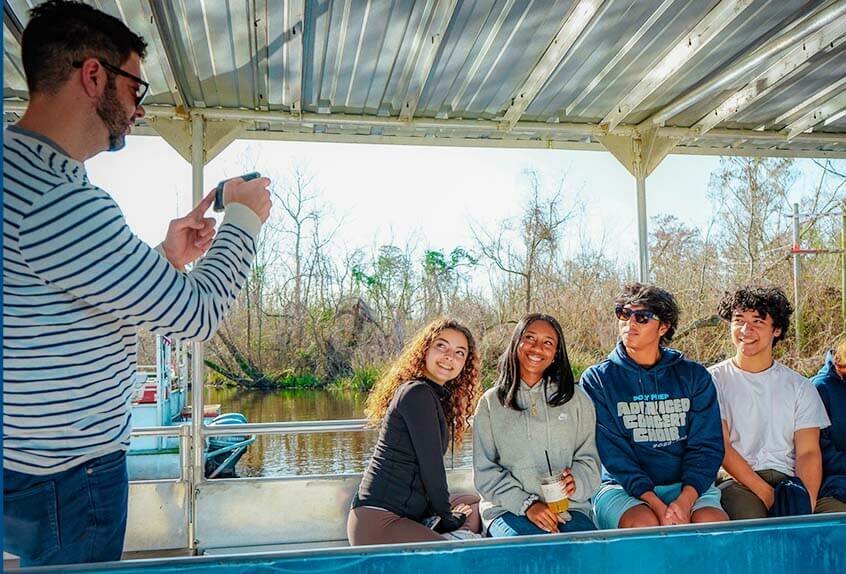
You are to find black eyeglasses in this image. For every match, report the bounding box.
[73,59,149,107]
[615,306,660,324]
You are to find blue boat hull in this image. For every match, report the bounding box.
[25,514,846,574]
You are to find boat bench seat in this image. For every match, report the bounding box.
[127,470,474,554]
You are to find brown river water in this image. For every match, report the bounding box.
[204,387,473,477]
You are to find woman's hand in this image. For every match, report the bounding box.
[433,511,467,534]
[559,469,576,497]
[451,503,473,517]
[526,501,560,533]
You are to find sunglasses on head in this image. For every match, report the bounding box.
[614,306,659,324]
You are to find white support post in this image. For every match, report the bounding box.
[189,112,205,550]
[636,175,649,282]
[792,203,802,349]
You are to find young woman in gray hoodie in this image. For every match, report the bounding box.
[473,314,600,536]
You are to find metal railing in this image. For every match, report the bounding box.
[128,419,374,552]
[201,419,369,437]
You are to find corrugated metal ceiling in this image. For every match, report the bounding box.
[4,0,846,159]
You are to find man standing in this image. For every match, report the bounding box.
[709,286,830,519]
[3,1,271,566]
[582,283,727,529]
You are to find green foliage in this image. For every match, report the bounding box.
[205,366,237,387]
[272,372,320,389]
[570,362,588,383]
[423,247,478,275]
[331,366,382,392]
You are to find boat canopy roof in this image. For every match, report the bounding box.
[4,0,846,165]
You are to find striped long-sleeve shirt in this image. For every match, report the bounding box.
[3,126,260,475]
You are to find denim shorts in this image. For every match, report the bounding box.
[593,482,722,530]
[3,449,129,567]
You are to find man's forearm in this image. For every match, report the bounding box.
[723,448,771,502]
[677,485,699,506]
[155,243,186,271]
[639,491,665,515]
[795,452,822,510]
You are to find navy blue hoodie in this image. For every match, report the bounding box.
[811,351,846,500]
[581,342,724,498]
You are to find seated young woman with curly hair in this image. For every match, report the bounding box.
[347,318,483,545]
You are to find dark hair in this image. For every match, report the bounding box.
[614,282,679,345]
[22,0,147,95]
[716,285,792,346]
[495,314,575,411]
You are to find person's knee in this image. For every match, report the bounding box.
[722,498,767,520]
[451,492,480,506]
[815,496,846,514]
[618,505,659,528]
[691,507,729,523]
[720,485,767,520]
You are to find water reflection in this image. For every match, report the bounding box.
[205,388,473,477]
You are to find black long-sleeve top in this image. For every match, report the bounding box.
[353,379,452,521]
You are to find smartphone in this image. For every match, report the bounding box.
[422,515,441,530]
[213,171,261,212]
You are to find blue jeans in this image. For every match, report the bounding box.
[488,510,597,537]
[3,450,129,567]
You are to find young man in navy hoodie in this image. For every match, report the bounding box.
[582,283,727,529]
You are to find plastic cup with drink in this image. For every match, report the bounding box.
[540,450,571,520]
[539,473,570,514]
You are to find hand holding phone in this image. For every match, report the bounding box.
[212,172,272,223]
[213,171,261,212]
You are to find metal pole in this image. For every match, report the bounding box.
[636,175,649,282]
[841,198,845,335]
[189,112,205,551]
[792,203,802,350]
[175,423,193,554]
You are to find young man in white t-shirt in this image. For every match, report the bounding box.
[709,286,830,519]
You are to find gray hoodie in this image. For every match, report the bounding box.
[473,380,600,526]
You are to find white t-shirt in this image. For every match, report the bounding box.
[708,359,830,475]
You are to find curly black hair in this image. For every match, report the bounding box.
[614,282,679,345]
[716,285,792,346]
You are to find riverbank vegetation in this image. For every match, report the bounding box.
[142,158,844,390]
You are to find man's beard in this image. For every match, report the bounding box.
[96,76,129,152]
